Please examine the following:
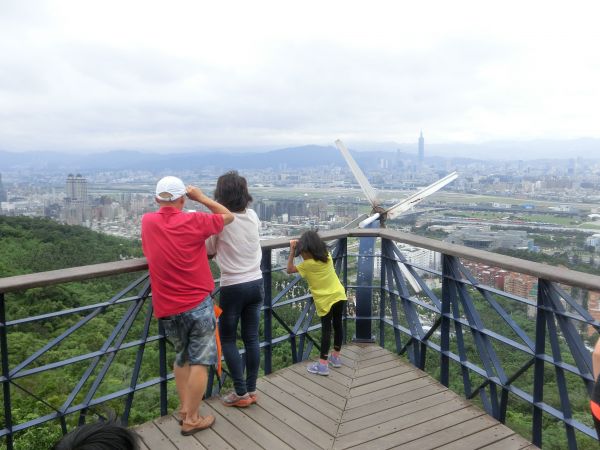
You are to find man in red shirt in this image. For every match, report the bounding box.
[142,176,233,436]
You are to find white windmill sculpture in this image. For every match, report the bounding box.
[335,139,458,228]
[335,139,458,331]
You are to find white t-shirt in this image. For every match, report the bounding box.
[205,208,263,287]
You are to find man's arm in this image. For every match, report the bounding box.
[186,186,234,225]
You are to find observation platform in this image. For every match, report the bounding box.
[134,344,535,450]
[2,227,596,448]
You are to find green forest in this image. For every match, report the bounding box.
[0,216,598,449]
[0,216,143,276]
[0,217,148,449]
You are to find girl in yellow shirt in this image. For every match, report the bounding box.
[287,230,347,376]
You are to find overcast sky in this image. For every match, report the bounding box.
[1,0,600,154]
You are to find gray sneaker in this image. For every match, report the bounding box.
[222,391,252,407]
[328,354,342,368]
[307,361,329,376]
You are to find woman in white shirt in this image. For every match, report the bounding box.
[206,171,263,407]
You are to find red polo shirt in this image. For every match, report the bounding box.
[141,206,224,318]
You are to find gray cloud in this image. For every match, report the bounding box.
[0,1,599,154]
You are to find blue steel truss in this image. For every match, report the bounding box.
[375,237,599,450]
[0,231,599,449]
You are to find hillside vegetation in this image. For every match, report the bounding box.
[0,217,146,449]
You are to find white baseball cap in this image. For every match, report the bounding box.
[155,176,186,201]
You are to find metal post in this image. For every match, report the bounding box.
[341,237,348,294]
[532,279,547,448]
[354,222,377,342]
[261,248,272,374]
[59,416,68,435]
[341,238,349,344]
[157,319,168,417]
[379,240,387,347]
[499,388,509,423]
[440,254,451,387]
[0,293,14,450]
[205,367,215,397]
[290,336,298,363]
[123,297,153,426]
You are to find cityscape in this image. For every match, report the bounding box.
[3,134,600,333]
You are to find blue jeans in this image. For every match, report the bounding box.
[219,278,264,395]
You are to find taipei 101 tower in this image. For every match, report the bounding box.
[418,131,424,163]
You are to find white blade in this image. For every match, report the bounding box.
[386,172,458,220]
[343,213,369,229]
[359,213,380,228]
[399,263,422,294]
[335,139,379,207]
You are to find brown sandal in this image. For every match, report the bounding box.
[181,415,215,436]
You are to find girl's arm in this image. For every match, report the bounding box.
[287,240,299,274]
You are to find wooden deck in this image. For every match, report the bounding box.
[135,344,536,449]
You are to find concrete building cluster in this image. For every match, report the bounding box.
[374,243,441,281]
[503,274,538,304]
[461,260,538,317]
[586,234,600,250]
[396,243,441,273]
[445,226,532,251]
[461,261,509,290]
[254,198,350,225]
[255,199,309,222]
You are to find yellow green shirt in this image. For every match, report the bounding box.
[297,253,347,317]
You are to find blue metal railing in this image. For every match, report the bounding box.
[360,230,600,449]
[1,229,599,449]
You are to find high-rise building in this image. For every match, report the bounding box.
[418,131,424,162]
[64,174,89,225]
[0,173,7,202]
[66,174,88,201]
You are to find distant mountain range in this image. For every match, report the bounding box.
[1,138,598,172]
[0,145,410,172]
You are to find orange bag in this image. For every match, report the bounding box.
[213,305,223,376]
[591,399,600,420]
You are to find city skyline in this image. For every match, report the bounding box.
[2,1,600,155]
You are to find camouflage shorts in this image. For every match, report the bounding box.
[159,296,217,367]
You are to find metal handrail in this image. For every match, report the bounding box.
[2,228,599,293]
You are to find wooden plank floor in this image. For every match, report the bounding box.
[135,344,536,449]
